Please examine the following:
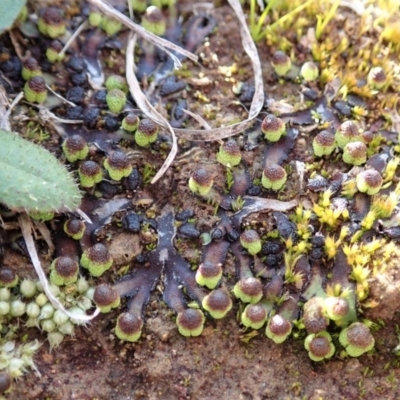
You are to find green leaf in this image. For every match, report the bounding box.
[0,0,26,33]
[0,130,82,213]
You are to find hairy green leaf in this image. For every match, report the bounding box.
[0,130,81,213]
[0,0,26,33]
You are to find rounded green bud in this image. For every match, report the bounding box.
[77,296,92,311]
[24,76,47,103]
[35,293,48,307]
[271,50,292,77]
[300,61,319,82]
[132,0,148,12]
[115,312,143,342]
[47,284,60,298]
[261,115,286,142]
[233,277,263,304]
[26,302,41,319]
[21,57,41,81]
[100,16,122,37]
[88,10,102,27]
[312,130,335,157]
[152,0,177,7]
[0,371,12,393]
[10,299,26,317]
[58,321,75,335]
[69,306,87,325]
[176,308,205,337]
[50,256,79,286]
[367,67,387,90]
[324,297,349,321]
[29,210,54,221]
[0,288,10,301]
[121,113,140,132]
[62,135,89,163]
[53,309,69,326]
[0,268,18,288]
[46,40,64,63]
[335,120,361,149]
[195,262,222,289]
[189,167,213,196]
[303,297,329,334]
[105,75,128,94]
[20,279,37,298]
[26,316,39,328]
[76,277,89,294]
[104,151,132,181]
[106,88,126,114]
[135,118,159,147]
[80,243,113,277]
[64,219,86,240]
[8,358,25,378]
[141,6,166,36]
[38,7,66,39]
[202,288,232,319]
[241,303,268,329]
[41,318,56,332]
[216,139,241,167]
[39,303,55,320]
[78,160,103,188]
[93,284,120,313]
[240,229,262,255]
[48,331,64,351]
[265,314,292,344]
[261,164,287,191]
[85,287,95,300]
[0,301,10,316]
[356,169,383,195]
[342,141,367,166]
[304,331,335,361]
[339,322,375,357]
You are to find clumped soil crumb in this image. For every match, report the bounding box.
[3,1,400,399]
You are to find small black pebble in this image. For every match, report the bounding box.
[227,230,240,242]
[93,89,107,106]
[103,115,120,131]
[66,105,83,120]
[309,247,325,261]
[71,72,87,86]
[238,82,255,103]
[265,254,279,268]
[334,101,352,116]
[83,107,100,128]
[311,235,325,248]
[66,86,85,104]
[346,94,367,109]
[97,181,118,199]
[178,223,200,239]
[211,228,224,241]
[307,175,328,192]
[247,185,261,196]
[160,76,186,97]
[122,211,143,233]
[135,254,147,264]
[123,168,140,190]
[176,209,194,222]
[0,56,21,79]
[66,56,86,73]
[261,241,282,255]
[303,89,318,101]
